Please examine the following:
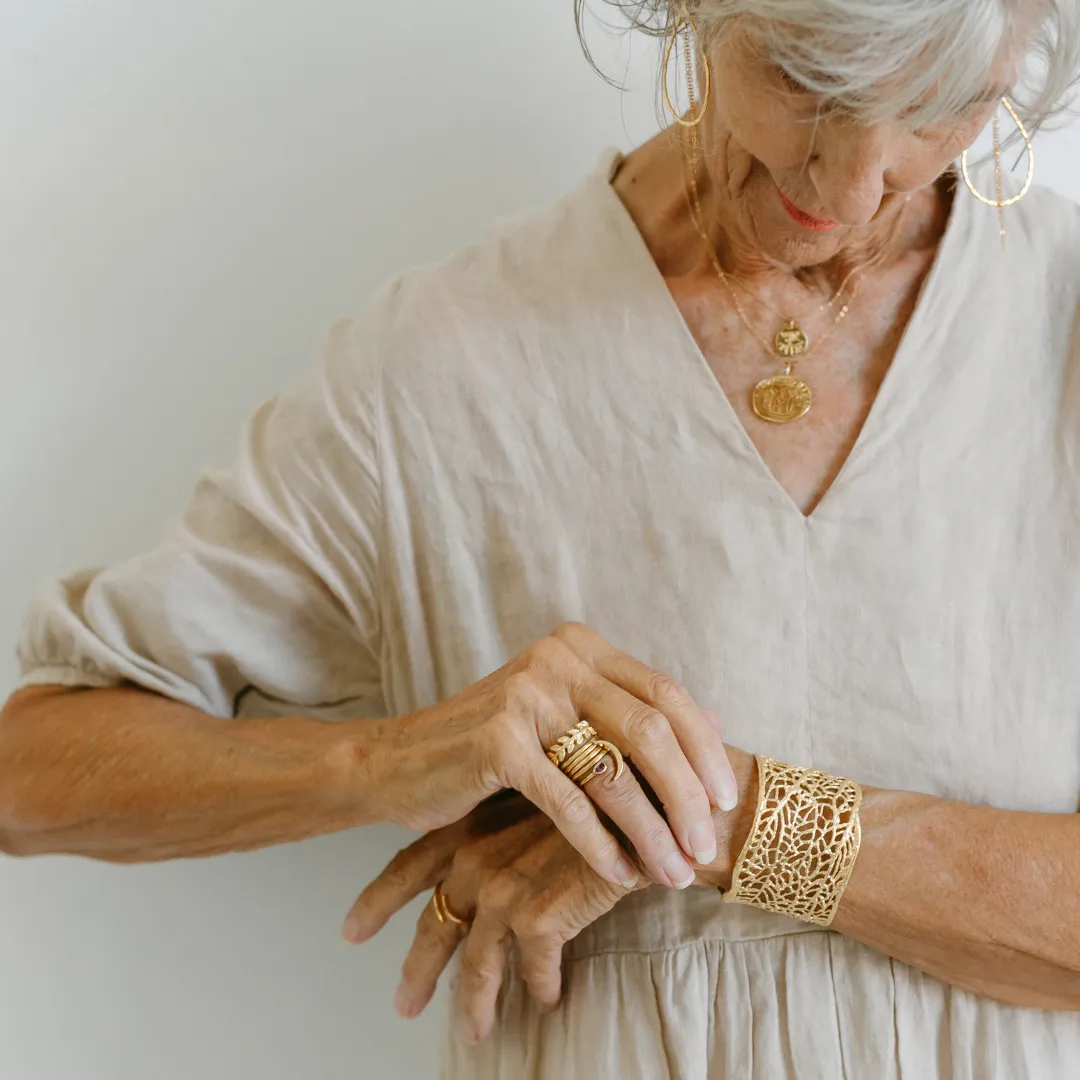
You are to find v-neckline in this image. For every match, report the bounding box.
[596,151,973,523]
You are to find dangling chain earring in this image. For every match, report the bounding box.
[661,14,711,127]
[960,97,1035,250]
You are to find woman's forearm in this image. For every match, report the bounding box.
[0,625,740,894]
[834,788,1080,1009]
[0,686,381,862]
[708,749,1080,1011]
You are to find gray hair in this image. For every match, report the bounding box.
[577,1,1080,132]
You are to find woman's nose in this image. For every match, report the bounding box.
[810,122,895,228]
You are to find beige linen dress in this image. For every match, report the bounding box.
[17,152,1080,1079]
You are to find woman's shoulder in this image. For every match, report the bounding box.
[353,154,635,378]
[1013,183,1080,275]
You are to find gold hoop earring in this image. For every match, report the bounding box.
[662,17,711,127]
[960,96,1035,249]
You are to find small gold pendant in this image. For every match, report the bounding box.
[774,320,809,359]
[753,375,813,424]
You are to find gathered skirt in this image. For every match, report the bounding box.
[441,886,1080,1079]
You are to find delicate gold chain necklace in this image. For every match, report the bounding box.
[686,171,909,423]
[678,51,910,423]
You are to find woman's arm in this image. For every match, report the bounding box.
[362,744,1080,1044]
[0,685,384,862]
[0,624,738,892]
[707,748,1080,1012]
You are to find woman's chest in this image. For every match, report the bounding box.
[386,402,1080,816]
[666,249,934,516]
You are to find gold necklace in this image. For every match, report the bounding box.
[680,103,910,423]
[714,205,910,362]
[726,246,864,347]
[691,188,908,423]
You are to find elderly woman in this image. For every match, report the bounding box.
[4,0,1080,1076]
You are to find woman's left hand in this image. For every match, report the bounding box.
[343,796,640,1044]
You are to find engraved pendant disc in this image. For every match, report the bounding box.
[752,375,813,424]
[774,323,809,358]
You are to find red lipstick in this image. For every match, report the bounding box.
[777,187,839,232]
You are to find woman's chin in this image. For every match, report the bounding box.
[751,216,846,268]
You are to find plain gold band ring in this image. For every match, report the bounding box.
[432,883,471,927]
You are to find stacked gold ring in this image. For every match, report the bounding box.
[546,720,626,788]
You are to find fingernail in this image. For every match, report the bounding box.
[663,851,695,890]
[464,1022,481,1045]
[342,916,363,944]
[688,820,717,865]
[710,761,739,812]
[614,856,639,889]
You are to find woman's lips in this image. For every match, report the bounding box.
[777,187,839,232]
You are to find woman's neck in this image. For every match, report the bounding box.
[613,128,952,303]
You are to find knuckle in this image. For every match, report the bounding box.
[477,870,518,914]
[668,779,711,818]
[519,903,560,941]
[453,842,489,881]
[460,954,496,989]
[624,706,672,752]
[552,785,597,828]
[458,949,497,988]
[481,710,531,768]
[412,907,440,946]
[523,635,565,671]
[502,670,539,709]
[520,952,558,994]
[640,818,680,855]
[541,626,594,670]
[596,768,639,806]
[378,857,418,897]
[615,808,671,859]
[645,672,691,709]
[686,786,713,816]
[507,893,544,936]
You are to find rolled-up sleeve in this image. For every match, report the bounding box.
[17,315,386,719]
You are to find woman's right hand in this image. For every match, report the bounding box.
[361,622,739,890]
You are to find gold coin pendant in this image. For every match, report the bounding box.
[752,375,813,424]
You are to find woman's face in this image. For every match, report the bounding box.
[701,22,1019,264]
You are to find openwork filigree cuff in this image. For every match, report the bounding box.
[723,756,863,927]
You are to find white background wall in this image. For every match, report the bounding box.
[1,4,1078,1079]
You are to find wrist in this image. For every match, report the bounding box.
[696,747,759,890]
[324,716,398,826]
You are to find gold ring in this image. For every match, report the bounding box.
[579,742,626,787]
[432,883,470,927]
[546,720,626,787]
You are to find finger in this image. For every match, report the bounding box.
[458,909,512,1045]
[508,828,623,1012]
[394,894,468,1019]
[702,707,738,807]
[598,649,738,812]
[517,934,565,1011]
[343,825,463,944]
[569,669,718,869]
[392,816,550,1015]
[581,751,698,889]
[556,625,737,814]
[497,736,640,892]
